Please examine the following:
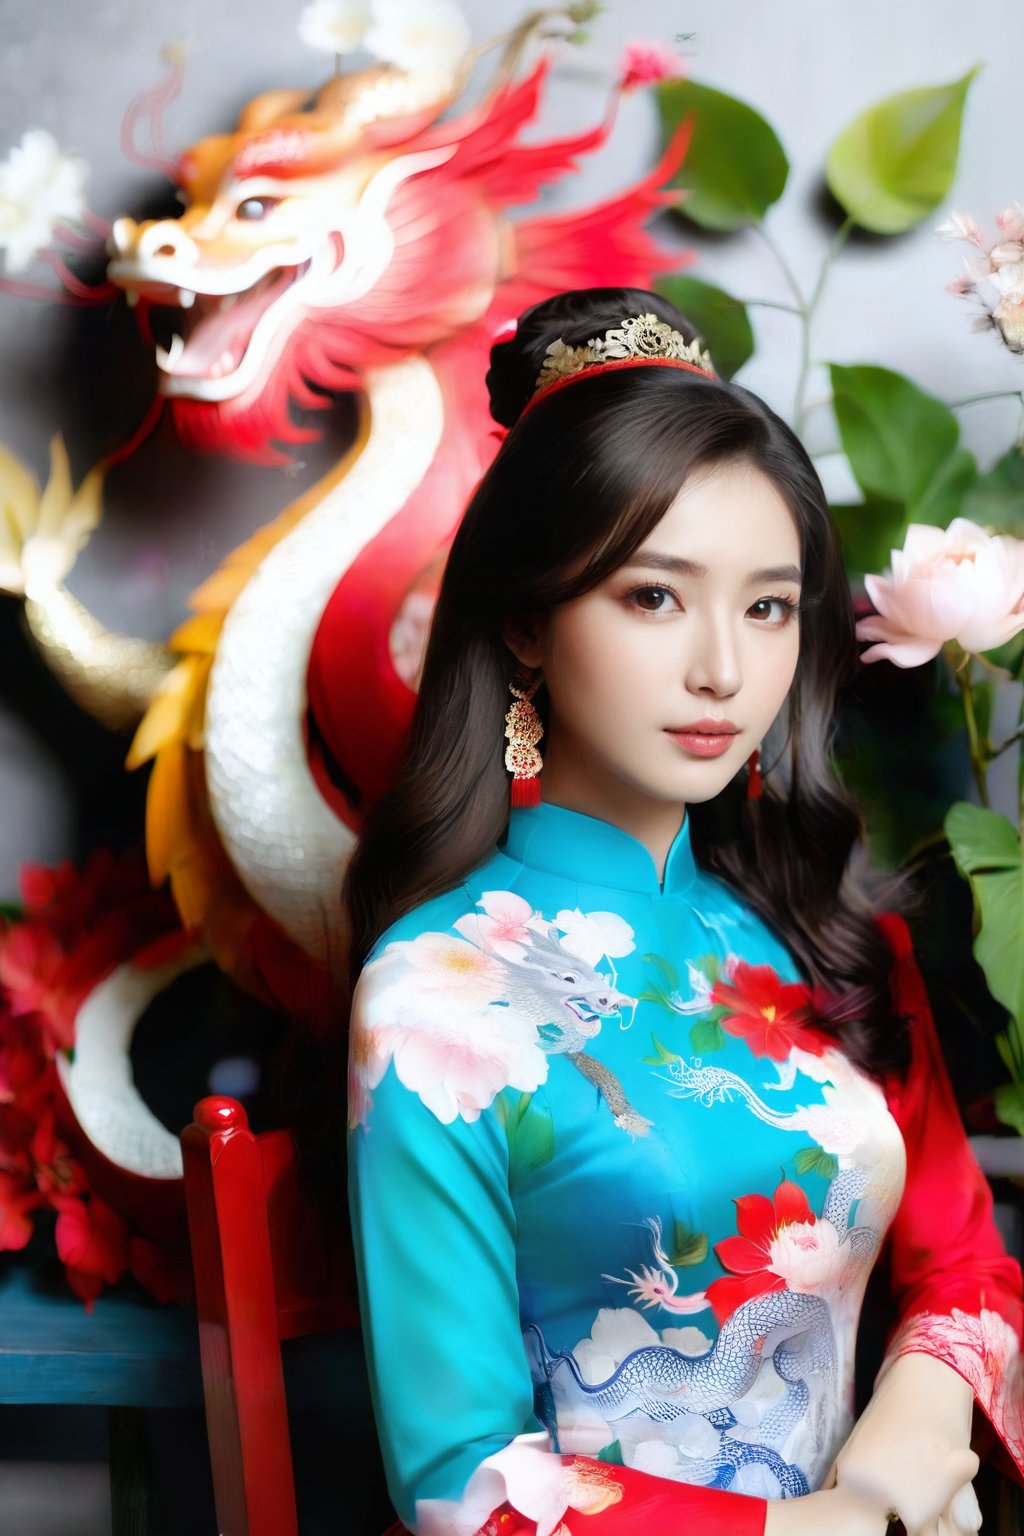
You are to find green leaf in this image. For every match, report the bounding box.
[642,1033,682,1067]
[945,802,1024,1026]
[826,70,979,233]
[962,448,1024,536]
[657,79,789,230]
[643,952,680,992]
[669,1220,709,1266]
[598,1440,625,1466]
[830,497,907,582]
[793,1145,839,1179]
[656,274,754,380]
[690,1015,726,1054]
[994,1082,1024,1134]
[495,1091,555,1176]
[830,364,977,521]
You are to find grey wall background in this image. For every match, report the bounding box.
[1,0,1022,895]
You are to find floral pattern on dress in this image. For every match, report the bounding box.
[878,1306,1024,1469]
[349,893,637,1128]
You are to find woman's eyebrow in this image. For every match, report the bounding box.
[627,550,803,584]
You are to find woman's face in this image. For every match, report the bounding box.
[515,459,804,842]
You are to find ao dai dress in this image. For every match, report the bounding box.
[347,801,1024,1536]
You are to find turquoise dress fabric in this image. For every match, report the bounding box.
[347,801,909,1535]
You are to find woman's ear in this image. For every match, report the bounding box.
[502,613,546,671]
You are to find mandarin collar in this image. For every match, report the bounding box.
[501,800,697,897]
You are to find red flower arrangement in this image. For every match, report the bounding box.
[0,846,196,1308]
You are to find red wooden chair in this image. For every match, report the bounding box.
[181,1094,393,1536]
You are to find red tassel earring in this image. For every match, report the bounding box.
[747,746,763,801]
[505,671,544,808]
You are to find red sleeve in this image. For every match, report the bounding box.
[876,911,1024,1482]
[473,1461,766,1535]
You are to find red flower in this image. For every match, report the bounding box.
[618,40,685,92]
[54,1193,130,1309]
[0,1167,44,1250]
[0,848,194,1304]
[712,961,825,1061]
[706,1179,815,1326]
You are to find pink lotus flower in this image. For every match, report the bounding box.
[618,40,685,92]
[856,519,1024,667]
[768,1214,848,1294]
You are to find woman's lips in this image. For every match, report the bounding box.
[665,722,739,758]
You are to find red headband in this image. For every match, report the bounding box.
[518,355,717,422]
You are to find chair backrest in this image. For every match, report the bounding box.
[181,1095,359,1536]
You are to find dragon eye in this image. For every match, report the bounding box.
[236,197,278,221]
[562,974,578,985]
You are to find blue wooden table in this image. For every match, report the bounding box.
[0,1250,203,1535]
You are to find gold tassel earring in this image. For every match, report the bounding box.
[504,671,544,807]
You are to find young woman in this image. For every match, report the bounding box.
[342,288,1024,1536]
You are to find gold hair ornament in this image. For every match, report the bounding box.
[532,312,715,399]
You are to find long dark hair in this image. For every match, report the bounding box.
[342,286,911,1082]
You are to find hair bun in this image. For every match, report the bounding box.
[485,286,699,430]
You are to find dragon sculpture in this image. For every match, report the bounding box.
[1,13,693,1224]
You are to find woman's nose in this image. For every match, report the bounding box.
[684,618,742,696]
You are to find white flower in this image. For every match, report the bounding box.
[935,210,985,245]
[572,1306,660,1384]
[364,0,470,77]
[661,1324,713,1356]
[0,129,88,274]
[629,1439,681,1477]
[666,1413,721,1459]
[454,890,541,961]
[768,1216,847,1294]
[395,929,508,1008]
[553,908,635,967]
[348,931,548,1126]
[996,202,1024,242]
[297,0,372,55]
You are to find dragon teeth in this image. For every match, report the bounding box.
[155,333,186,371]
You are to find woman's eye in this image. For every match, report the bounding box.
[749,596,797,624]
[628,586,676,613]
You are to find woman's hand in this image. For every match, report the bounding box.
[763,1483,890,1535]
[821,1352,979,1535]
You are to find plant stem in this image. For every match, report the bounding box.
[795,217,855,436]
[754,217,855,435]
[956,658,990,807]
[754,223,806,312]
[744,298,804,316]
[949,389,1024,408]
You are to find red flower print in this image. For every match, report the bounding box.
[706,1179,815,1326]
[712,961,825,1061]
[54,1193,130,1309]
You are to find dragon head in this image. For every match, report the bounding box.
[106,58,510,460]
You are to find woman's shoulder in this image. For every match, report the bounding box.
[359,849,526,965]
[348,848,553,1130]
